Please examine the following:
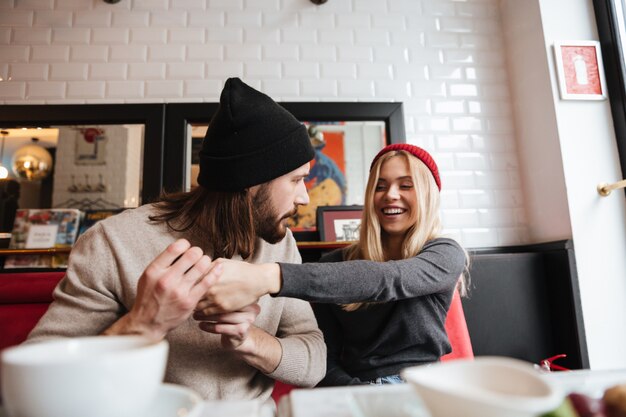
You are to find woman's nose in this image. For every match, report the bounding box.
[385,186,400,200]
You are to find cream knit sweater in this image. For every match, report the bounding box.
[27,204,326,400]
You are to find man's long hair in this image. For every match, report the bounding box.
[342,150,468,311]
[149,186,257,259]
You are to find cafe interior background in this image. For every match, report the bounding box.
[0,0,625,372]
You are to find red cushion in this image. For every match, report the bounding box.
[0,272,64,352]
[0,303,51,352]
[0,272,65,304]
[271,381,294,404]
[441,289,474,361]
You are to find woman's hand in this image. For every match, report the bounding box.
[195,259,281,315]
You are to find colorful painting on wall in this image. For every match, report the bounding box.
[288,128,347,231]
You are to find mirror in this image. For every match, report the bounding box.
[186,121,386,232]
[0,126,144,211]
[0,104,165,233]
[164,102,405,240]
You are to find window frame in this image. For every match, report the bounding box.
[594,0,626,184]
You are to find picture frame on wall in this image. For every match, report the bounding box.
[75,127,107,165]
[553,40,607,100]
[316,205,363,242]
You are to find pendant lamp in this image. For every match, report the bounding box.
[11,137,53,181]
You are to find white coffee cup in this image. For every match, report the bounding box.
[1,335,169,417]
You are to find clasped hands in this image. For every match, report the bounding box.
[119,239,275,351]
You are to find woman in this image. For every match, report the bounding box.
[198,144,468,385]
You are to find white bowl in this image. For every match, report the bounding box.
[1,335,169,417]
[401,357,563,417]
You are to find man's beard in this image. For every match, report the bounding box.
[252,185,298,244]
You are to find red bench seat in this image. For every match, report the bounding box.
[0,271,65,352]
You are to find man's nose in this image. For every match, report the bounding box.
[295,181,310,206]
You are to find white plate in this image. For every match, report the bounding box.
[146,383,203,417]
[0,384,203,417]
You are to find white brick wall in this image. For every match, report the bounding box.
[0,0,528,247]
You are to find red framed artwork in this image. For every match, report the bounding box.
[553,40,607,100]
[316,205,363,242]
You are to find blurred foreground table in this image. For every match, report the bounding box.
[278,384,427,417]
[277,369,626,417]
[198,399,274,417]
[0,399,274,417]
[2,369,625,417]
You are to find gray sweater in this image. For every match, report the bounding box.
[278,238,465,385]
[27,204,326,400]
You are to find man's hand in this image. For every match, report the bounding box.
[104,239,221,340]
[193,303,261,350]
[194,303,282,374]
[195,259,281,315]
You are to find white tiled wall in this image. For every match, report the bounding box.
[0,0,528,248]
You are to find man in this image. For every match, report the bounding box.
[27,78,326,400]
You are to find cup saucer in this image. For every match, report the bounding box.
[145,383,203,417]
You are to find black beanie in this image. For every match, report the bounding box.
[197,78,315,191]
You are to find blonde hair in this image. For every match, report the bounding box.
[342,150,468,311]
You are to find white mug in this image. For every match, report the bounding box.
[1,335,169,417]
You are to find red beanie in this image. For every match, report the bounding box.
[370,143,441,190]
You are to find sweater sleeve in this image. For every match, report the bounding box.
[266,297,327,387]
[277,238,465,304]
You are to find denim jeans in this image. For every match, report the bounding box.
[366,374,404,385]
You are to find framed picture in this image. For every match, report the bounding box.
[553,40,607,100]
[75,127,108,165]
[316,205,363,242]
